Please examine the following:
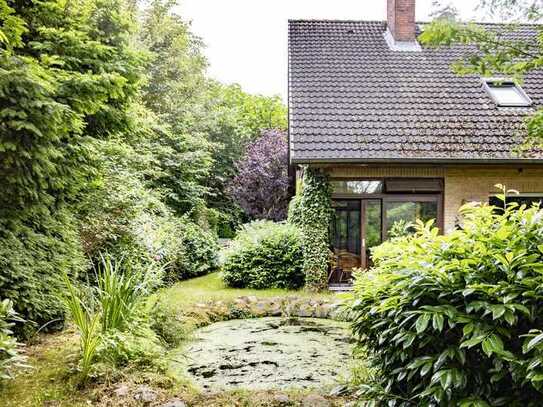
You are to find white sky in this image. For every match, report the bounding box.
[177,1,486,100]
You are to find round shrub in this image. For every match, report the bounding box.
[172,220,220,280]
[222,221,304,289]
[351,201,543,406]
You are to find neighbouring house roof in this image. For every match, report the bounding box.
[288,20,543,164]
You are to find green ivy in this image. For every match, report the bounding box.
[299,167,332,291]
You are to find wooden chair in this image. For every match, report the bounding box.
[328,250,360,284]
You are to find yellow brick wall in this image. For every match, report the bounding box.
[325,165,543,233]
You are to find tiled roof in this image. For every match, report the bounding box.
[288,20,543,163]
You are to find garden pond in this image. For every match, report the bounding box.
[171,317,354,391]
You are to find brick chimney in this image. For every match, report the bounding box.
[387,0,416,42]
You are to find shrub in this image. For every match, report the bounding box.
[222,221,304,289]
[351,199,543,406]
[97,326,165,370]
[79,141,219,285]
[149,300,195,348]
[161,218,219,282]
[0,299,28,381]
[0,209,87,337]
[174,220,220,280]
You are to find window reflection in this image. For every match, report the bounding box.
[385,201,438,235]
[331,180,383,195]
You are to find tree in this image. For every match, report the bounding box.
[138,0,213,216]
[198,83,287,234]
[429,0,459,20]
[228,129,289,221]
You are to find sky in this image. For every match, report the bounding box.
[177,1,486,100]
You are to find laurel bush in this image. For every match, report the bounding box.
[351,199,543,406]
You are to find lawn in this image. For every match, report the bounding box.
[153,272,338,308]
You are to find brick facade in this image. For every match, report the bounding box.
[324,165,543,233]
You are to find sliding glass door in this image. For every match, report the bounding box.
[330,200,361,281]
[330,189,442,278]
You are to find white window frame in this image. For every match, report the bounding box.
[482,78,532,107]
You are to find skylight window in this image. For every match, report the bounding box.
[482,79,532,107]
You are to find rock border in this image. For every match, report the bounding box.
[191,295,350,322]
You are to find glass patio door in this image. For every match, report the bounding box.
[330,194,441,278]
[330,199,382,280]
[330,200,361,282]
[361,199,382,269]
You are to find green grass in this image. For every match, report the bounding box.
[153,272,337,308]
[2,330,89,407]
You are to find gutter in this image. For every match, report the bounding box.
[290,157,543,165]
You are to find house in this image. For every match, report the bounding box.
[288,0,543,282]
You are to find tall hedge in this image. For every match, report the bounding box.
[299,167,332,291]
[0,0,142,332]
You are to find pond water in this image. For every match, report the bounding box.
[173,317,353,391]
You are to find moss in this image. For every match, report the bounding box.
[2,330,88,407]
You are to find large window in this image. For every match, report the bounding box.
[385,199,439,235]
[489,194,543,211]
[329,178,443,273]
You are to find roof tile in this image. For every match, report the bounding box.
[288,20,543,162]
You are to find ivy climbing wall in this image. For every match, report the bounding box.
[299,167,333,291]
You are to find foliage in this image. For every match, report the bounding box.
[287,194,304,228]
[95,256,148,333]
[228,129,289,221]
[387,219,414,239]
[195,82,288,235]
[78,137,218,285]
[138,1,287,233]
[149,300,193,348]
[96,325,165,370]
[299,167,332,291]
[351,197,543,406]
[0,0,142,329]
[0,209,87,337]
[222,221,305,289]
[60,255,160,380]
[168,219,220,281]
[139,1,214,216]
[60,273,102,380]
[477,0,543,21]
[0,299,28,382]
[0,0,286,334]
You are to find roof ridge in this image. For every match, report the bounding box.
[288,19,384,23]
[288,19,543,27]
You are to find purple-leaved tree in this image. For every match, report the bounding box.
[228,129,289,221]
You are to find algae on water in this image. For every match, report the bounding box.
[171,317,353,391]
